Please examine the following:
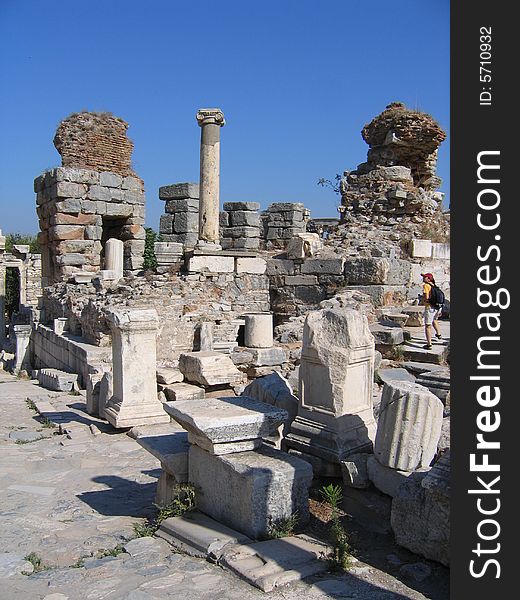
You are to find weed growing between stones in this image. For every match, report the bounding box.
[23,552,49,574]
[25,398,37,411]
[40,417,56,428]
[133,483,197,537]
[320,484,353,572]
[96,543,126,558]
[266,512,299,539]
[15,436,46,445]
[387,345,406,362]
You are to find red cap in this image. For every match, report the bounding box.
[421,273,434,279]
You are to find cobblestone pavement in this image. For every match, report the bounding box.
[0,370,445,599]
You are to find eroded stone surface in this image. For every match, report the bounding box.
[374,381,443,471]
[164,396,288,447]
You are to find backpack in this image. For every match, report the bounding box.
[429,285,445,308]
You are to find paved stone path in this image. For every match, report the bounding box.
[0,370,444,599]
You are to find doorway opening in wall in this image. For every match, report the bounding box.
[5,267,20,320]
[101,217,128,267]
[236,322,245,346]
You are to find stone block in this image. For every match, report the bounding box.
[51,225,84,241]
[416,368,450,402]
[165,198,199,213]
[374,381,444,471]
[242,372,298,438]
[56,181,87,198]
[377,368,415,386]
[123,190,145,204]
[37,368,78,392]
[99,172,123,188]
[87,185,112,202]
[159,182,199,200]
[122,176,143,191]
[221,226,259,239]
[56,253,87,266]
[249,347,286,367]
[265,259,295,275]
[233,238,260,250]
[179,351,243,387]
[220,535,329,592]
[174,211,199,233]
[156,367,183,385]
[268,202,305,213]
[411,239,432,258]
[344,258,390,284]
[285,275,318,286]
[134,425,189,482]
[391,452,450,565]
[286,233,323,259]
[223,202,261,211]
[367,455,428,497]
[105,203,133,218]
[157,511,251,559]
[189,444,313,539]
[188,255,234,273]
[165,396,287,452]
[230,211,261,227]
[236,258,266,274]
[301,258,344,275]
[432,243,450,259]
[54,199,82,213]
[370,323,404,346]
[163,383,205,402]
[340,453,370,489]
[219,211,229,227]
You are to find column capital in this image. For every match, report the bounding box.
[196,108,225,127]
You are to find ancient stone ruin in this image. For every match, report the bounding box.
[0,103,451,592]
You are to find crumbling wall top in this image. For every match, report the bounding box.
[53,112,135,177]
[361,102,446,156]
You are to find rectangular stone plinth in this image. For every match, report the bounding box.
[189,444,313,539]
[187,255,234,273]
[164,396,288,450]
[179,351,243,387]
[133,424,189,482]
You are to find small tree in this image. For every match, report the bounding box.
[143,227,158,270]
[5,233,40,253]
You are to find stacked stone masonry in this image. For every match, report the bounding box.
[261,203,310,249]
[35,167,146,283]
[159,183,200,248]
[221,202,262,250]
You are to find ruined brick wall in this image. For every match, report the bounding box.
[54,112,136,177]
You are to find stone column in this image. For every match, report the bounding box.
[196,108,225,250]
[104,308,169,428]
[285,308,376,476]
[244,314,273,348]
[13,324,32,373]
[104,238,124,280]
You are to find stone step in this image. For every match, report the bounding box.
[400,339,448,364]
[37,368,78,392]
[220,534,330,592]
[156,511,251,560]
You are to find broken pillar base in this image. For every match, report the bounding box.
[285,415,375,477]
[189,444,313,539]
[104,400,170,428]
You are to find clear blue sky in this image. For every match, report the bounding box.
[0,0,449,235]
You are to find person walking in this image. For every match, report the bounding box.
[421,273,443,349]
